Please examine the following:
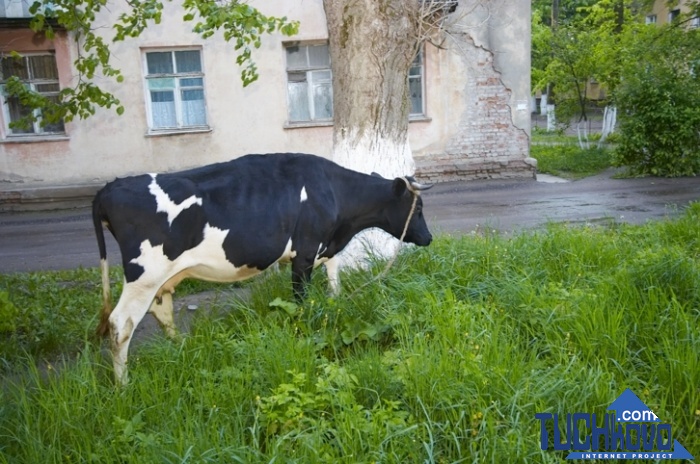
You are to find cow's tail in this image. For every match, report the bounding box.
[92,192,112,338]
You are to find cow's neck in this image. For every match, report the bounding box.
[326,173,396,253]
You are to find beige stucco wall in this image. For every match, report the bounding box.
[648,0,694,24]
[0,0,530,185]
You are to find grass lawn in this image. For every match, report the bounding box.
[1,204,698,462]
[531,143,613,180]
[530,127,616,179]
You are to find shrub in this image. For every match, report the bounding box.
[613,26,700,177]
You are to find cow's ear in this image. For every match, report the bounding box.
[392,178,408,196]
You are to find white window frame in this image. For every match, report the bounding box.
[409,48,426,119]
[142,48,209,133]
[285,42,333,125]
[645,14,657,25]
[0,52,65,137]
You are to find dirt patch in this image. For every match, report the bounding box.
[130,287,252,347]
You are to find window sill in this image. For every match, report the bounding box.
[409,115,432,123]
[283,117,431,129]
[145,127,212,137]
[1,134,69,144]
[284,120,333,129]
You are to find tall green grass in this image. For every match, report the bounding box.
[1,204,699,462]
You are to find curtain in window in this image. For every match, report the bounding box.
[287,72,310,122]
[311,70,332,120]
[151,91,176,128]
[181,89,206,126]
[29,55,58,80]
[7,96,34,134]
[175,51,202,73]
[409,78,423,114]
[147,52,173,74]
[1,57,28,80]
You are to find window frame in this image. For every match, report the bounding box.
[142,47,210,134]
[409,47,427,120]
[284,42,428,127]
[668,9,681,23]
[284,42,334,126]
[0,52,65,138]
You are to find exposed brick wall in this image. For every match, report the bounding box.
[416,33,535,183]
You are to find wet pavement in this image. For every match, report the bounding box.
[1,169,700,274]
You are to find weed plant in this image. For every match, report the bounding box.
[1,204,699,462]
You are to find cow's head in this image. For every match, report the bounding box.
[385,176,433,246]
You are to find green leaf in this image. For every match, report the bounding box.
[269,297,298,316]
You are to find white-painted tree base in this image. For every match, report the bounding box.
[331,131,416,272]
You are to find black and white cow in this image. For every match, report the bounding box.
[93,152,433,383]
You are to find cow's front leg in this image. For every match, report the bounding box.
[291,255,315,301]
[324,257,341,295]
[148,291,177,339]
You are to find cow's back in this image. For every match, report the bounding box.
[187,154,339,269]
[96,153,341,278]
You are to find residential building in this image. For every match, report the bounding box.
[0,0,533,192]
[645,0,699,27]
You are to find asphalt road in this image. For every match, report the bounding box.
[1,169,700,274]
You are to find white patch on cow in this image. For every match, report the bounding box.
[129,223,260,285]
[300,186,308,203]
[314,243,328,267]
[279,238,297,263]
[148,174,203,226]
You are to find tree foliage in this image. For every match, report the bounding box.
[613,23,700,176]
[531,0,625,124]
[3,0,298,128]
[533,0,700,176]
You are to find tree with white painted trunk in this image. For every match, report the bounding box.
[321,0,452,265]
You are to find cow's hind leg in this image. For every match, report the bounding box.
[149,291,177,339]
[109,282,159,385]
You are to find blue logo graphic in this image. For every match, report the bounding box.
[536,389,695,460]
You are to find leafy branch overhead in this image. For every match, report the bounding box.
[5,0,299,128]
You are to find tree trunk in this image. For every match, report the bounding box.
[323,0,418,178]
[322,0,424,267]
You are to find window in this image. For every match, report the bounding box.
[284,43,426,124]
[645,14,657,25]
[0,53,65,136]
[144,49,207,131]
[285,43,333,123]
[668,9,681,23]
[409,49,425,118]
